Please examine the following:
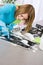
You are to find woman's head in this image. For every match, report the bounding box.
[16,13,28,20]
[15,4,35,32]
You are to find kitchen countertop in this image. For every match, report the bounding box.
[0,39,43,65]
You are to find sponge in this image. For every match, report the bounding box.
[33,37,41,44]
[13,20,21,24]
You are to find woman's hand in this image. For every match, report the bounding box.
[12,27,20,32]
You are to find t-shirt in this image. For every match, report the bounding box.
[0,3,16,25]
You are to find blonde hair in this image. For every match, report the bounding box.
[15,4,35,32]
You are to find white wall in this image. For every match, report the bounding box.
[32,0,43,26]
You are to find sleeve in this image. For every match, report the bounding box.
[0,4,16,25]
[3,3,16,14]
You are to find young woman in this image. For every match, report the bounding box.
[15,4,35,33]
[0,4,35,36]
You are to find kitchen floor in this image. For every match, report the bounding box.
[0,39,43,65]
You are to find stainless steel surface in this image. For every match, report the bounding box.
[0,39,43,65]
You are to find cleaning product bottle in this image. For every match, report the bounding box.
[39,34,43,50]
